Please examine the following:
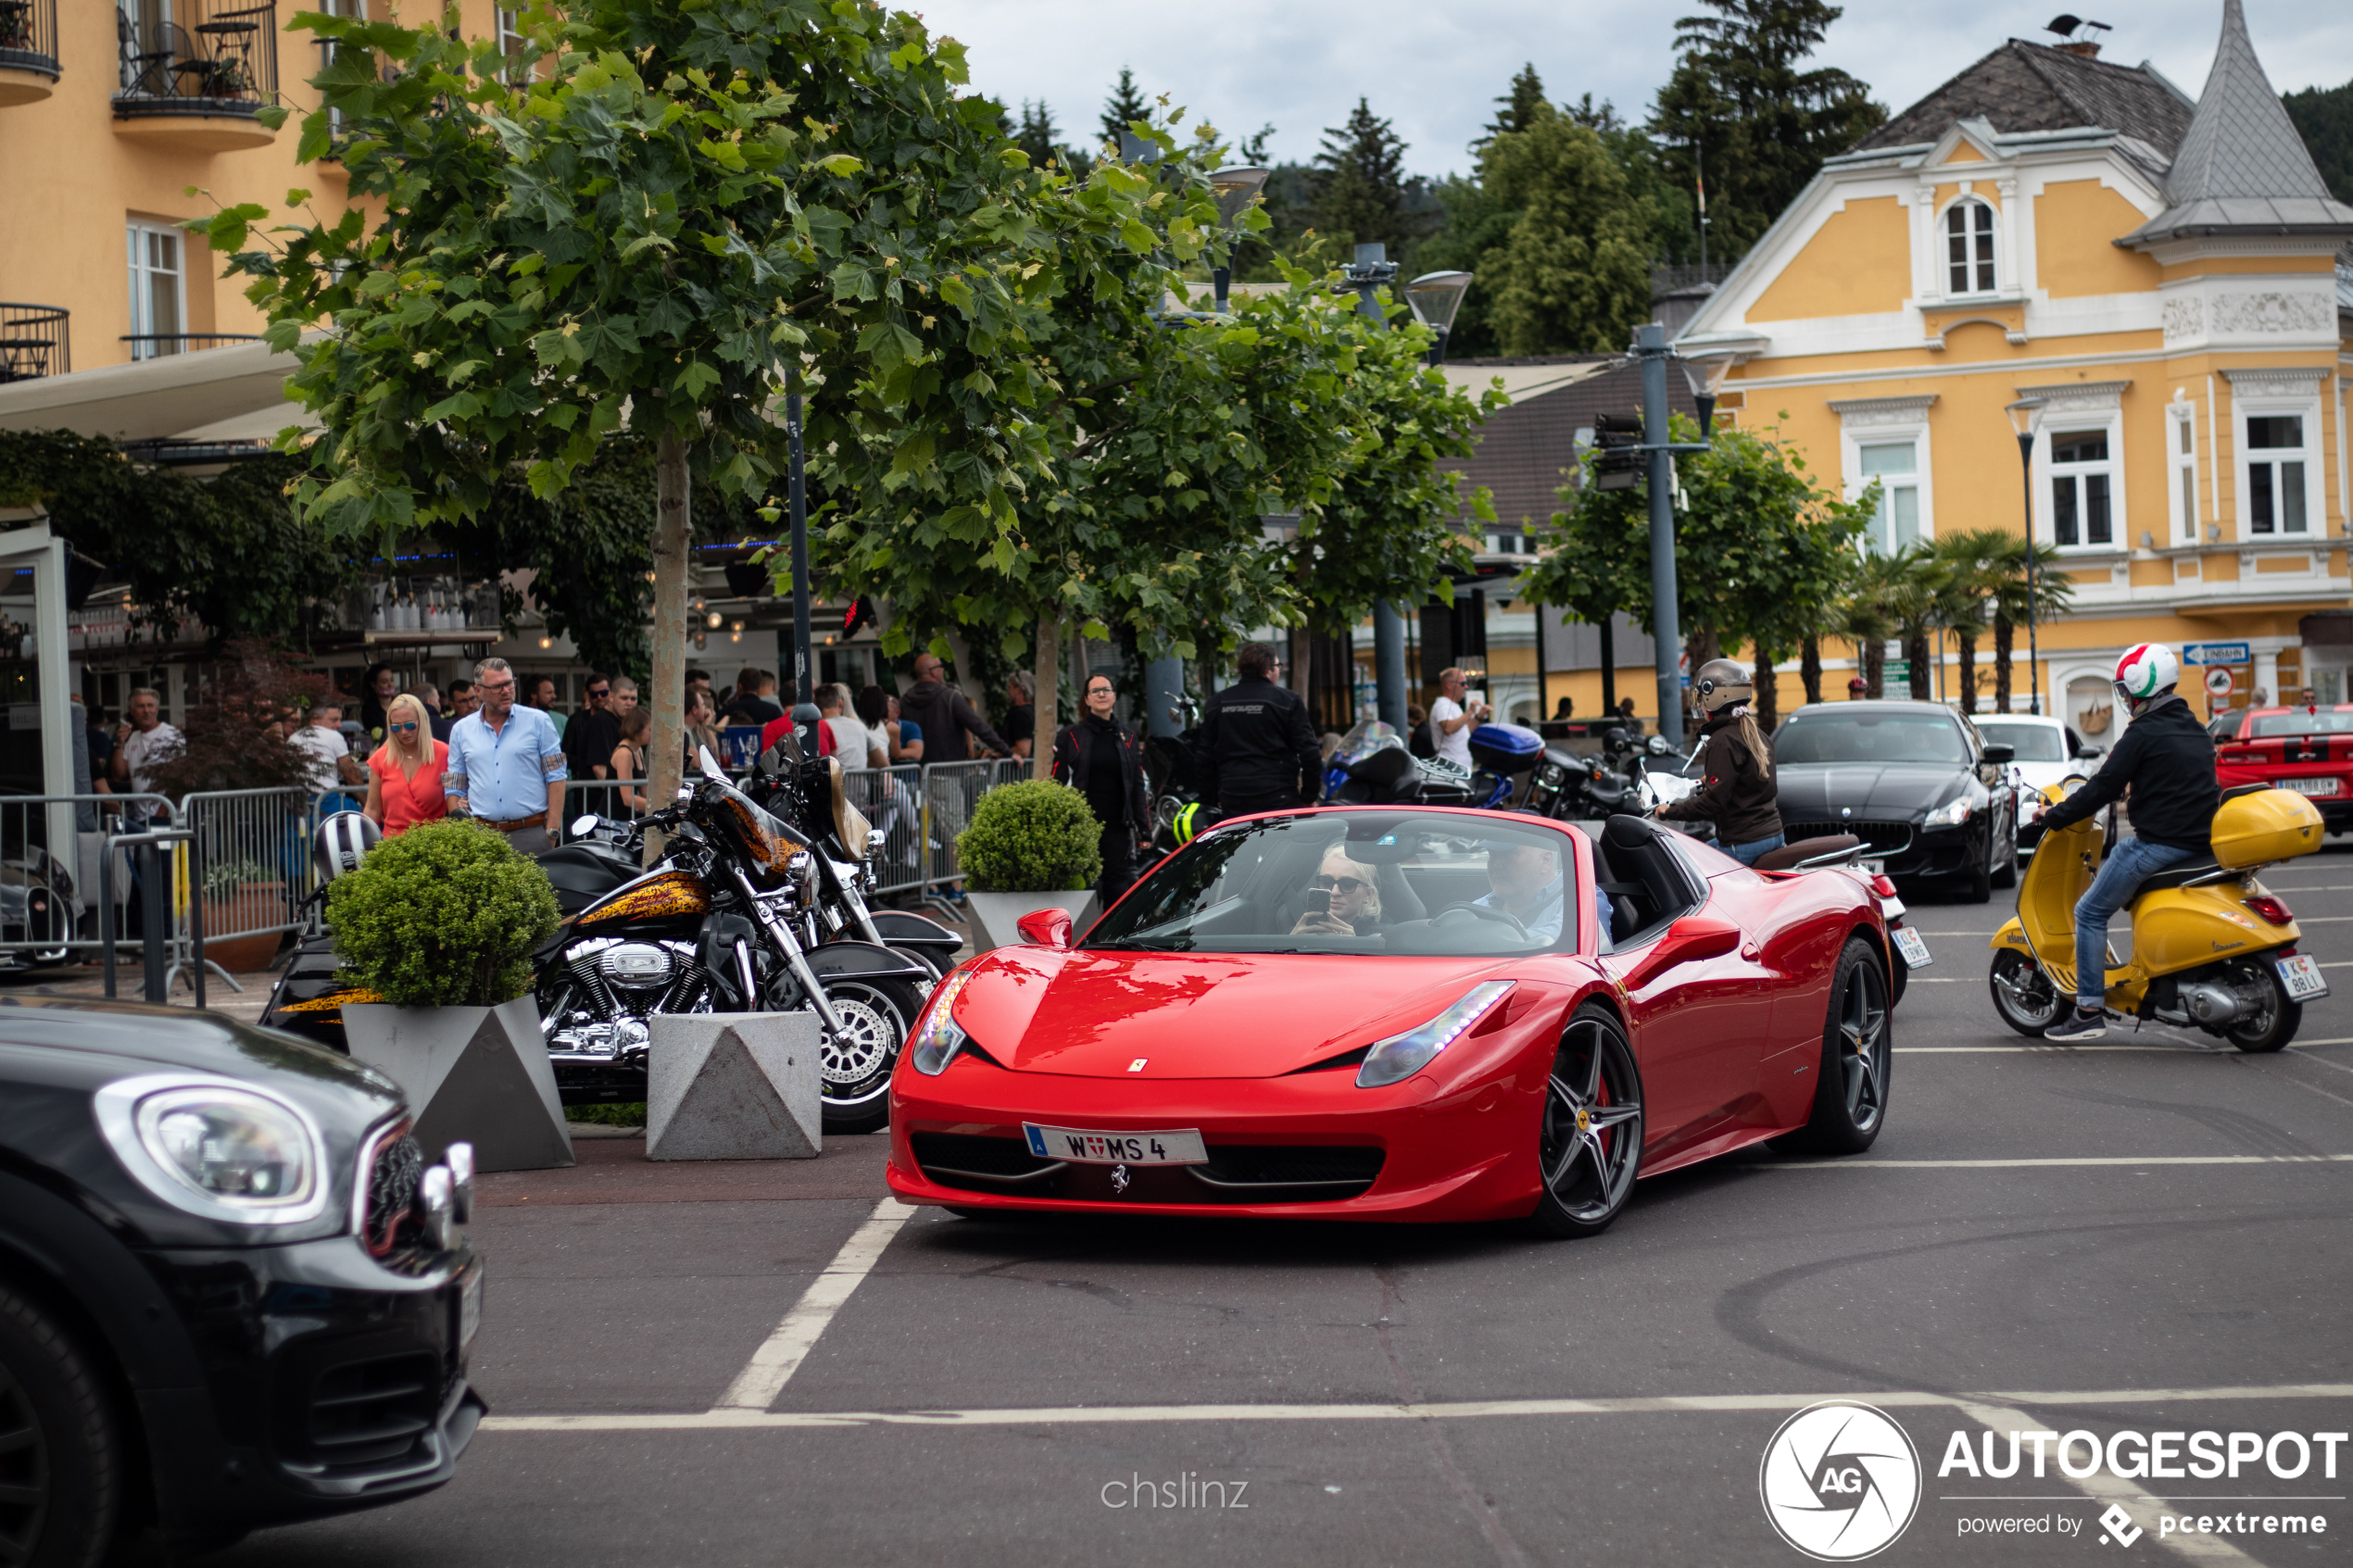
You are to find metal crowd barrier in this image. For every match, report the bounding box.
[838,764,926,896]
[0,792,174,969]
[181,787,318,965]
[914,758,1027,913]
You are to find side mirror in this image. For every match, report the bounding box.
[1646,734,1674,756]
[1980,743,2015,765]
[1015,908,1074,949]
[1620,911,1741,991]
[2074,744,2102,760]
[570,814,601,839]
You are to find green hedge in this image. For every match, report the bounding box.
[955,780,1101,893]
[327,820,561,1008]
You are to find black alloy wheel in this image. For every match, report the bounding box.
[2224,960,2300,1054]
[812,975,924,1135]
[1775,937,1893,1156]
[1988,948,2064,1036]
[1527,1006,1644,1239]
[0,1284,120,1568]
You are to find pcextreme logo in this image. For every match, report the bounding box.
[1760,1401,1923,1561]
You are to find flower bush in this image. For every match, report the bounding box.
[955,781,1101,894]
[327,820,560,1008]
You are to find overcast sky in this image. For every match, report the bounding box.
[922,0,2353,180]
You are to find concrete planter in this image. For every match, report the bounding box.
[646,1012,822,1161]
[963,889,1093,955]
[343,997,574,1172]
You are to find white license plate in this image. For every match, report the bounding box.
[1023,1123,1208,1166]
[2277,953,2329,1000]
[1861,859,1886,877]
[2279,777,2341,797]
[457,1265,484,1355]
[1892,926,1932,969]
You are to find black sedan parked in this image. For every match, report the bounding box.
[0,997,483,1562]
[1772,701,2020,902]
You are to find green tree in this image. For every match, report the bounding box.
[1929,528,2015,714]
[1311,98,1416,257]
[2284,79,2353,204]
[1988,534,2075,713]
[1647,0,1884,261]
[1479,63,1551,145]
[1483,112,1656,355]
[214,0,1078,813]
[1099,67,1151,149]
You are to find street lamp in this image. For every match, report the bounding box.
[2005,396,2047,715]
[1208,166,1267,311]
[1678,353,1735,437]
[1403,270,1472,365]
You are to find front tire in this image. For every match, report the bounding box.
[1775,938,1892,1156]
[1526,1006,1644,1239]
[1989,948,2063,1036]
[814,975,924,1135]
[2224,962,2300,1054]
[0,1282,121,1568]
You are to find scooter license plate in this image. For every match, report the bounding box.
[2277,954,2329,1001]
[1861,859,1886,877]
[1892,926,1932,969]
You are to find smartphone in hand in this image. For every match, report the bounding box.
[1304,887,1332,918]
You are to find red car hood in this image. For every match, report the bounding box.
[954,947,1528,1079]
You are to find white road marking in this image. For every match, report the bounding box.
[477,1381,2353,1433]
[1954,1399,2263,1565]
[710,1198,917,1413]
[1766,1154,2353,1169]
[1896,1045,2217,1053]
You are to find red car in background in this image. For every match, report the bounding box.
[2212,705,2353,834]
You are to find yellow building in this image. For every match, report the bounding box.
[1676,0,2353,736]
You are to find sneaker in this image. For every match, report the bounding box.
[2045,1007,2108,1042]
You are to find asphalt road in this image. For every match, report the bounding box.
[208,849,2353,1568]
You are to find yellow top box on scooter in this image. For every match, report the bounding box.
[2210,786,2323,869]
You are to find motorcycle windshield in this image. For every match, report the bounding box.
[1335,721,1403,767]
[697,771,806,884]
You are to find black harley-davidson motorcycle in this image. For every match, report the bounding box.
[263,745,952,1134]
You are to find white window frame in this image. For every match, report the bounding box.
[1855,437,1926,555]
[124,220,184,362]
[2045,420,2121,553]
[2236,397,2321,539]
[1938,195,2000,299]
[2167,399,2200,546]
[497,7,527,84]
[1831,397,1938,557]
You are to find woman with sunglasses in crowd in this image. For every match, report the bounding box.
[362,692,448,834]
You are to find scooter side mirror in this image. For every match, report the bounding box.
[1980,743,2015,765]
[1016,908,1074,949]
[570,814,601,838]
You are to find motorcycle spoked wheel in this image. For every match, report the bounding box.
[798,974,925,1135]
[1988,948,2065,1036]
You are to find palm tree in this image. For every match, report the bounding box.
[1884,546,1945,702]
[1987,535,2075,713]
[1931,530,2010,713]
[1829,547,1905,698]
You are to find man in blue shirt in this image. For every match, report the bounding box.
[445,658,568,852]
[1473,842,1596,948]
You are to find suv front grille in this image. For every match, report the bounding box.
[360,1124,423,1257]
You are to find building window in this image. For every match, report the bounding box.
[1944,200,1995,295]
[2246,414,2308,534]
[2173,412,2198,544]
[125,223,182,361]
[497,8,526,82]
[2049,430,2113,548]
[1858,441,1921,553]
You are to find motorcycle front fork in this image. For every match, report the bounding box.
[728,867,851,1037]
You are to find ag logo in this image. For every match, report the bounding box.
[1759,1400,1921,1561]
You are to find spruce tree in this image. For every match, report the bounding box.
[1647,0,1883,260]
[1099,67,1151,149]
[1479,64,1548,146]
[1016,100,1062,169]
[1312,97,1414,257]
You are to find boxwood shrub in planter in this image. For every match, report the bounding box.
[955,780,1101,954]
[330,820,573,1170]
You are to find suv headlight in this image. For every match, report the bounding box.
[94,1074,331,1225]
[908,969,975,1075]
[1923,784,1984,829]
[1357,981,1516,1089]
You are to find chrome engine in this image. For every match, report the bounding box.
[543,937,710,1062]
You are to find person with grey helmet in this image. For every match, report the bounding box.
[1654,659,1785,866]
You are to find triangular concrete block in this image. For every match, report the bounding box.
[647,1012,822,1161]
[346,997,575,1173]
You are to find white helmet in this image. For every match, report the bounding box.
[2113,643,2181,714]
[312,811,382,884]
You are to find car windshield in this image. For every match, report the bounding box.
[1773,711,1970,765]
[2251,711,2353,737]
[1973,721,2067,761]
[1085,812,1579,956]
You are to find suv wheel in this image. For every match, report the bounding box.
[0,1283,120,1568]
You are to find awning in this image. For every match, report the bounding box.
[0,336,310,443]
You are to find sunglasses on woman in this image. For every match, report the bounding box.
[389,721,419,734]
[1314,874,1371,895]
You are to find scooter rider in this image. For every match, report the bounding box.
[1653,659,1786,866]
[2035,643,2220,1042]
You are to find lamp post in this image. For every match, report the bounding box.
[2005,396,2046,715]
[1403,270,1473,367]
[1207,166,1267,310]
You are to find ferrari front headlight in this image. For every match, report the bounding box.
[94,1075,330,1224]
[1356,981,1516,1089]
[908,969,975,1075]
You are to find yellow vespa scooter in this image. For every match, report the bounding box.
[1989,782,2329,1051]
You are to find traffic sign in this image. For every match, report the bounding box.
[2183,642,2249,666]
[2205,666,2235,696]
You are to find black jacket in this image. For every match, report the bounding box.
[1657,710,1782,847]
[1198,676,1322,810]
[1051,718,1151,837]
[899,680,1008,763]
[2039,692,2217,851]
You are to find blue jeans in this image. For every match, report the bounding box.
[1727,833,1786,867]
[2073,836,2202,1005]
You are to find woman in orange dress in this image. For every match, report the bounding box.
[363,692,449,834]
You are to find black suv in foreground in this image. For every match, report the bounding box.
[0,997,483,1562]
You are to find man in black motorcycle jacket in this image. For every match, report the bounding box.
[1199,642,1323,817]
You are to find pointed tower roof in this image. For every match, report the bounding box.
[2122,0,2353,245]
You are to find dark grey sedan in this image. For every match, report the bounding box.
[1771,702,2020,903]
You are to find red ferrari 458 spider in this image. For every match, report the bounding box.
[887,807,1894,1236]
